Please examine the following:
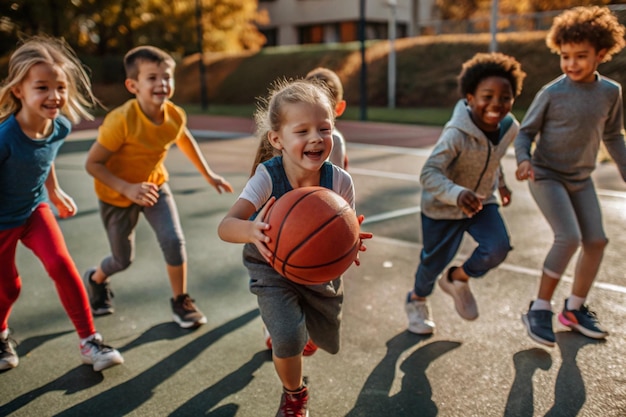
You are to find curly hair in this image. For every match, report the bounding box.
[457,52,526,97]
[546,6,626,62]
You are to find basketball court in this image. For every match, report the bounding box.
[2,116,626,416]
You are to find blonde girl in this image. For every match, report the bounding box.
[0,36,123,372]
[218,79,371,417]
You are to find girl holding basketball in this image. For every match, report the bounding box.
[218,78,371,417]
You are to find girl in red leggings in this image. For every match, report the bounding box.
[0,36,123,372]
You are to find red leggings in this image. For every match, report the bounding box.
[0,203,95,339]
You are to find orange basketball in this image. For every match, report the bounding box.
[264,186,360,285]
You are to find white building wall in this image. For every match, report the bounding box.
[258,0,435,45]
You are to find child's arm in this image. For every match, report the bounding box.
[45,163,77,218]
[85,142,159,207]
[497,165,512,206]
[218,197,275,262]
[175,128,234,194]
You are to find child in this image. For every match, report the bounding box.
[0,36,123,372]
[516,6,626,347]
[84,45,233,328]
[305,67,349,169]
[217,79,371,417]
[405,52,526,334]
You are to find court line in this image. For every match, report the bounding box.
[372,236,626,295]
[350,143,626,295]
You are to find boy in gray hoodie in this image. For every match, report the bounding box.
[405,53,526,334]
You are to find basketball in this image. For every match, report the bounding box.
[264,186,360,285]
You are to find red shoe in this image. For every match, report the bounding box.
[276,385,309,417]
[264,326,317,356]
[303,339,318,356]
[263,326,272,351]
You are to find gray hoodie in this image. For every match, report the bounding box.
[420,99,519,220]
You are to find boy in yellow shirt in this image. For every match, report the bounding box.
[84,45,233,328]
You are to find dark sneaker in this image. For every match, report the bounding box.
[558,300,609,339]
[522,301,555,347]
[0,331,18,371]
[80,333,124,372]
[83,267,114,316]
[437,267,478,320]
[405,292,435,334]
[171,294,207,328]
[276,385,309,417]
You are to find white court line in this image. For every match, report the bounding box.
[350,142,626,295]
[372,236,626,295]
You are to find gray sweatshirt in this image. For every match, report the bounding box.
[515,73,626,182]
[420,99,519,220]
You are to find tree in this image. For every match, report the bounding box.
[0,0,267,57]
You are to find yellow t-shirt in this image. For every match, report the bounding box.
[94,99,186,207]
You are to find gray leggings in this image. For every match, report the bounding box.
[98,183,186,277]
[529,177,607,277]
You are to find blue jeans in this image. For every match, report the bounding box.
[413,204,512,297]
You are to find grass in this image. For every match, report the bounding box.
[187,104,528,127]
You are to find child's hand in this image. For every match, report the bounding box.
[125,182,160,206]
[457,190,484,218]
[209,175,234,194]
[49,188,77,218]
[354,214,373,266]
[253,196,276,262]
[515,161,534,181]
[498,185,512,207]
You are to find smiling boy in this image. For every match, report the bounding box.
[405,53,526,334]
[515,6,626,347]
[84,46,233,328]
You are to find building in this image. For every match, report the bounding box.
[257,0,436,46]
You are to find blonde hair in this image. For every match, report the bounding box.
[0,36,100,124]
[251,78,335,176]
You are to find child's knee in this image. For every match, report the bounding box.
[582,236,608,253]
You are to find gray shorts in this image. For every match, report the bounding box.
[243,243,343,358]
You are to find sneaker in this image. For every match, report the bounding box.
[558,300,609,339]
[437,267,478,320]
[276,385,309,417]
[405,292,435,334]
[171,294,207,328]
[80,333,124,372]
[303,339,318,356]
[522,301,555,347]
[263,326,318,356]
[263,325,273,351]
[83,268,114,316]
[0,331,18,371]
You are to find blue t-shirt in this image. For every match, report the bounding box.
[0,114,71,230]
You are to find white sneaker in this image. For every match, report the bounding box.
[438,268,478,320]
[405,293,435,334]
[0,331,18,370]
[80,333,124,372]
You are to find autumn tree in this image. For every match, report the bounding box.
[0,0,267,57]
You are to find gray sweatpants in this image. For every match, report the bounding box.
[529,177,608,277]
[243,243,343,358]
